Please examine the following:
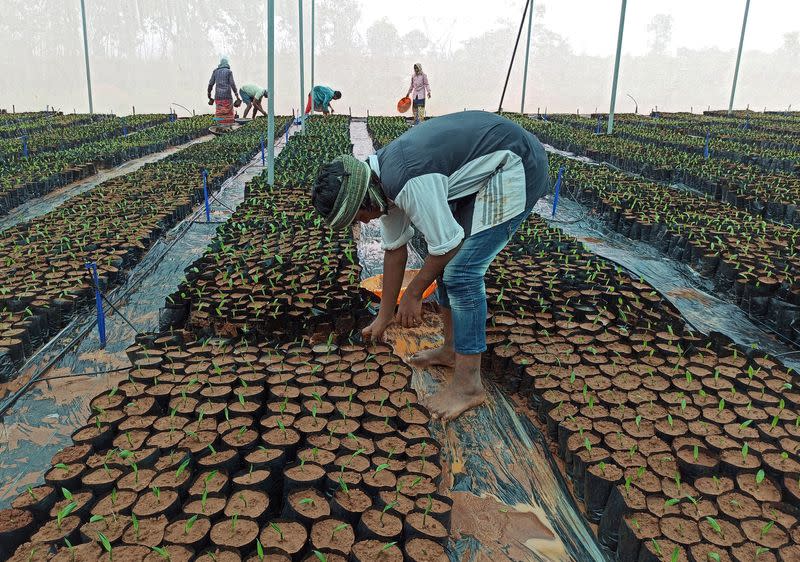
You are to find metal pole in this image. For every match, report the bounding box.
[498,0,530,113]
[79,0,94,113]
[728,0,751,115]
[310,0,315,116]
[520,0,534,114]
[607,0,627,134]
[298,0,305,133]
[267,0,276,185]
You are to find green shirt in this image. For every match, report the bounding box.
[240,84,266,101]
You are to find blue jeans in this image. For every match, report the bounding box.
[436,208,532,355]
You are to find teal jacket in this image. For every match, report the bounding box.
[312,86,336,111]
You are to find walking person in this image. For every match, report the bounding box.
[305,85,342,116]
[207,57,241,126]
[310,111,549,421]
[406,63,431,124]
[239,84,268,119]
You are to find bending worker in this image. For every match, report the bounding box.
[239,84,268,119]
[311,111,549,421]
[305,85,342,116]
[207,57,241,126]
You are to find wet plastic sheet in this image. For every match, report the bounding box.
[539,145,800,372]
[0,135,213,232]
[0,130,297,507]
[351,121,608,561]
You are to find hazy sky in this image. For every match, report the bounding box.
[360,0,800,56]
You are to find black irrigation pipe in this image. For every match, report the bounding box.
[0,151,268,418]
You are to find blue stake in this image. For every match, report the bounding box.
[85,262,106,347]
[703,131,710,159]
[21,135,28,157]
[595,115,602,134]
[261,134,265,166]
[122,117,127,136]
[552,166,564,218]
[202,169,211,222]
[285,124,289,144]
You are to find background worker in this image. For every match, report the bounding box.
[305,85,342,116]
[207,57,241,126]
[239,84,268,119]
[310,111,549,421]
[406,63,431,124]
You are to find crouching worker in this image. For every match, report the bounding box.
[239,84,268,119]
[310,111,549,420]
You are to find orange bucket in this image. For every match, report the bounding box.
[360,269,437,304]
[397,97,412,114]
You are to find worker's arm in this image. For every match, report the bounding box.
[424,73,431,98]
[392,173,464,328]
[362,245,408,341]
[254,98,267,117]
[397,246,459,327]
[207,72,215,100]
[230,72,240,101]
[406,76,413,98]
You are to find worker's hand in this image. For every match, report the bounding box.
[208,98,214,106]
[362,314,393,342]
[396,291,423,328]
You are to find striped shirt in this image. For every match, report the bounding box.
[370,111,549,256]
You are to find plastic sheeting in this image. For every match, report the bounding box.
[0,130,297,507]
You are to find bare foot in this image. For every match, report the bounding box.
[426,381,487,421]
[408,345,456,369]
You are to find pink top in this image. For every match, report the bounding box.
[407,72,431,100]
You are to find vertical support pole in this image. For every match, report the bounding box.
[607,0,627,135]
[85,262,106,347]
[79,0,94,114]
[520,0,534,114]
[310,0,315,116]
[728,0,751,115]
[202,169,211,222]
[298,0,305,133]
[267,0,276,185]
[132,106,135,115]
[122,117,127,136]
[261,134,266,166]
[551,166,564,218]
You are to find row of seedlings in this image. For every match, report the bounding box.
[482,215,800,562]
[0,116,214,215]
[163,116,365,343]
[609,113,800,150]
[511,115,800,345]
[0,115,451,561]
[0,118,292,381]
[0,113,103,139]
[365,117,409,150]
[369,115,799,562]
[548,114,799,175]
[0,114,171,162]
[512,113,800,225]
[1,334,450,562]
